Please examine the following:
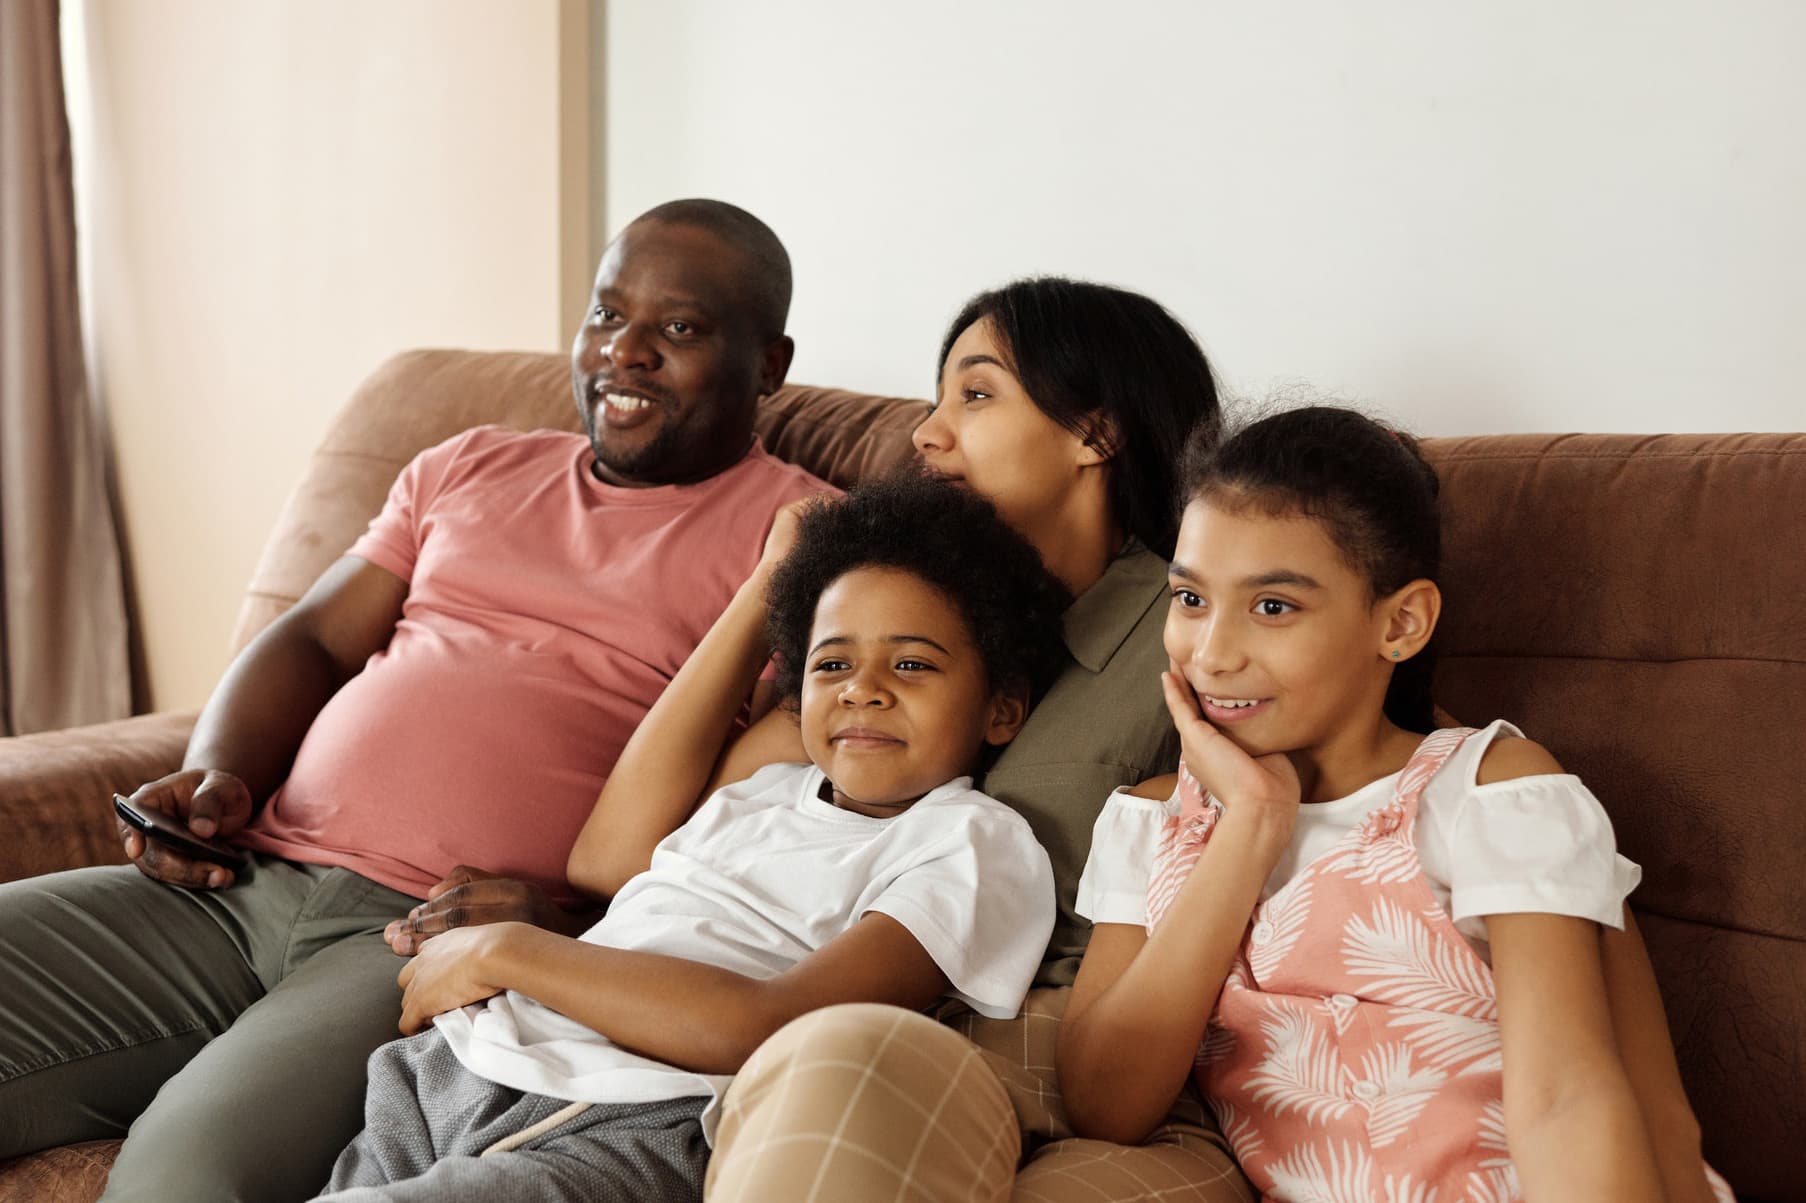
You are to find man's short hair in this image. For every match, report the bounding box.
[634,198,792,339]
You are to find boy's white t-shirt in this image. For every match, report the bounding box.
[434,761,1055,1127]
[1076,720,1641,960]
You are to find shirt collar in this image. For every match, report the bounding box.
[1061,538,1169,673]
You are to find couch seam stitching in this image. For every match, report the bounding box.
[1441,652,1803,667]
[1633,904,1801,945]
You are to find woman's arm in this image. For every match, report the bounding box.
[1490,911,1667,1201]
[1601,907,1717,1203]
[567,504,813,899]
[1057,671,1298,1145]
[395,913,948,1071]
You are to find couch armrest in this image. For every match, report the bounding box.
[0,711,197,884]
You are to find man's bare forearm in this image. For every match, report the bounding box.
[182,556,407,806]
[183,621,352,805]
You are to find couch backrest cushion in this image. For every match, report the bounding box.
[241,349,1802,1199]
[1424,431,1805,1201]
[233,349,926,648]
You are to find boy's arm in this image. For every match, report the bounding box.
[394,913,949,1072]
[391,574,792,952]
[567,502,813,899]
[564,574,774,899]
[396,504,815,951]
[1601,907,1718,1203]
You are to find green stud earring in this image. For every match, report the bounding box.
[1390,650,1401,658]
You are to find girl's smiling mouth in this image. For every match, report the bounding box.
[1200,695,1272,723]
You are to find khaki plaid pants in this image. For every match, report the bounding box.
[706,990,1255,1202]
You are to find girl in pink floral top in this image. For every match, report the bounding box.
[1059,407,1730,1203]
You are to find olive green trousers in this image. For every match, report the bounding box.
[0,856,417,1202]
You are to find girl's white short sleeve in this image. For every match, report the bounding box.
[1071,724,1641,950]
[1419,720,1641,940]
[1074,787,1173,927]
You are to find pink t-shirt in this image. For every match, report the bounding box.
[237,426,829,904]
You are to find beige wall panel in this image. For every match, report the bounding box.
[75,0,587,710]
[603,1,1805,436]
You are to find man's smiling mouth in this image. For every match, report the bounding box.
[596,384,662,414]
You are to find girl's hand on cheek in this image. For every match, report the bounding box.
[395,922,516,1035]
[1162,668,1300,836]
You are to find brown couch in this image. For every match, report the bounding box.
[1,349,1800,1202]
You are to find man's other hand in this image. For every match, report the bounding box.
[385,865,586,955]
[118,769,254,890]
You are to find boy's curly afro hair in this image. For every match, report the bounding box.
[766,471,1073,710]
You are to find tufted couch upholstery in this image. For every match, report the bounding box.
[1,349,1799,1201]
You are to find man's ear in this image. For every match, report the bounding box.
[759,335,795,397]
[1377,578,1441,662]
[982,683,1032,747]
[1075,413,1120,468]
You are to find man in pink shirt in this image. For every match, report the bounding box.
[0,200,829,1202]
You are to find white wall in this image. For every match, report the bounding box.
[69,0,592,709]
[604,1,1803,434]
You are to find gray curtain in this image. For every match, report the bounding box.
[0,0,131,734]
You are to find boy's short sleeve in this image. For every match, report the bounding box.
[1074,787,1172,929]
[348,430,479,583]
[864,805,1055,1019]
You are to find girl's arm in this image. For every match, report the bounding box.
[1058,819,1281,1145]
[1490,912,1666,1201]
[1477,735,1667,1201]
[395,913,949,1069]
[566,505,813,899]
[1601,907,1718,1203]
[1057,672,1299,1145]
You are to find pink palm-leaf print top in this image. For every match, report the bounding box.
[1145,729,1734,1203]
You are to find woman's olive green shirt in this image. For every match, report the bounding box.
[979,541,1180,988]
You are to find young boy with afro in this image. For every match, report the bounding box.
[315,474,1071,1201]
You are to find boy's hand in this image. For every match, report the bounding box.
[752,497,821,581]
[1161,667,1300,833]
[396,922,517,1034]
[117,768,254,890]
[385,865,580,956]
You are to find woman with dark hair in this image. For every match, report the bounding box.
[925,278,1217,567]
[708,279,1256,1203]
